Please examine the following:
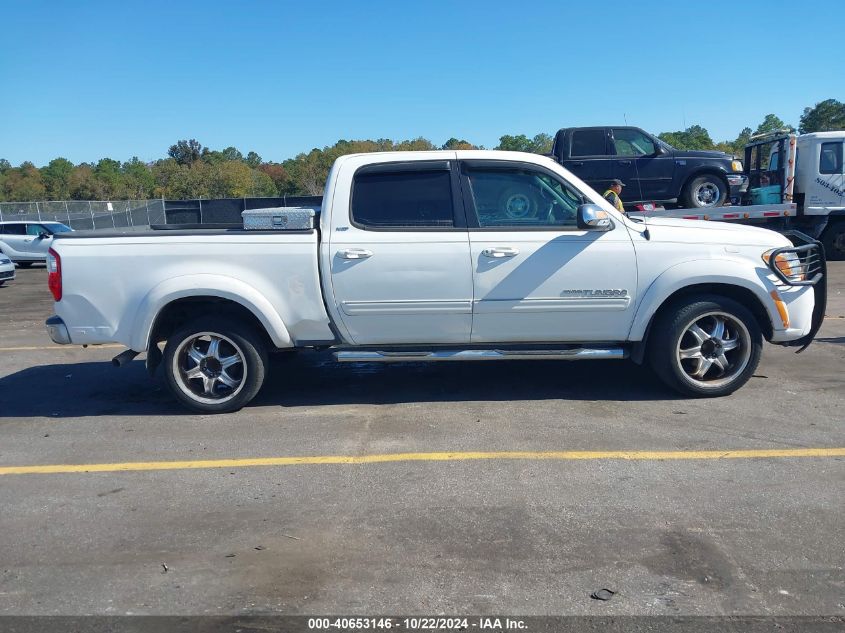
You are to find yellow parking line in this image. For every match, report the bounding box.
[0,344,123,352]
[2,448,843,476]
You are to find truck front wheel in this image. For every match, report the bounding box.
[162,316,268,413]
[681,175,727,208]
[648,296,762,397]
[821,219,845,261]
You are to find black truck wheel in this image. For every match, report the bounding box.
[821,219,845,261]
[648,295,762,397]
[681,175,727,209]
[162,316,268,413]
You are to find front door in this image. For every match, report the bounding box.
[611,127,675,201]
[812,140,845,210]
[459,160,638,343]
[25,223,53,258]
[328,157,474,345]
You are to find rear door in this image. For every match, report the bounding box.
[0,223,29,259]
[327,157,474,345]
[562,128,614,194]
[460,159,638,343]
[611,127,674,201]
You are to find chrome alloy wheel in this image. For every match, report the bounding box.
[675,311,751,388]
[693,181,721,207]
[172,332,247,405]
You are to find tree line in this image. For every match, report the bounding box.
[1,99,843,203]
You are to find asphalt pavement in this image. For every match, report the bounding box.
[0,263,843,618]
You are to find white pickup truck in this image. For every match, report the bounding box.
[45,151,827,412]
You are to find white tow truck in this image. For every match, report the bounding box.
[45,150,826,412]
[631,131,845,259]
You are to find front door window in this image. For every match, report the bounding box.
[612,129,656,156]
[463,167,583,229]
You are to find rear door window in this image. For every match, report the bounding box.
[352,166,456,229]
[2,223,26,235]
[570,130,607,157]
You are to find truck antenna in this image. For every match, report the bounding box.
[623,114,650,240]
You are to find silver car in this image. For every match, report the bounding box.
[0,254,14,286]
[0,221,73,267]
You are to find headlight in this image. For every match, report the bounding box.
[762,249,804,282]
[0,258,10,265]
[731,160,743,172]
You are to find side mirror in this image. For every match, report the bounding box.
[653,145,668,156]
[38,231,50,239]
[577,204,612,231]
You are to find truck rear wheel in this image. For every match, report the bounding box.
[162,316,268,413]
[821,219,845,261]
[648,295,762,397]
[681,175,727,208]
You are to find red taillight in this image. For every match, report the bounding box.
[47,248,62,301]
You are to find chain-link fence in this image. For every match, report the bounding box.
[0,196,323,230]
[0,200,166,230]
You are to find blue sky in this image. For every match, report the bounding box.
[1,0,842,166]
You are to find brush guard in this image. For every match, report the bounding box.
[771,231,826,352]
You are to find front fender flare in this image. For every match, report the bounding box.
[628,259,777,342]
[129,273,292,351]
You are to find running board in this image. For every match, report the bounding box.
[334,348,627,363]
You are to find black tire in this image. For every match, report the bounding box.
[648,295,762,397]
[17,262,33,269]
[821,219,845,261]
[0,281,5,287]
[162,316,268,413]
[681,175,727,209]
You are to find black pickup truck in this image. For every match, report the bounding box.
[551,126,748,208]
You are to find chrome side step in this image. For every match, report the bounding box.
[335,348,627,363]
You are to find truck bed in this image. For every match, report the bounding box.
[51,229,333,350]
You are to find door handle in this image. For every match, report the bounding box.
[338,248,373,260]
[618,160,632,165]
[481,247,519,258]
[569,161,584,167]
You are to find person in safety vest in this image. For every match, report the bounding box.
[603,179,625,212]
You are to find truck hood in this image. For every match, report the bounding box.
[631,216,791,247]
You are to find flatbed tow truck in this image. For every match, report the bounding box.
[630,131,845,259]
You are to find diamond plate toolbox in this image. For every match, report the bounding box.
[241,207,317,230]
